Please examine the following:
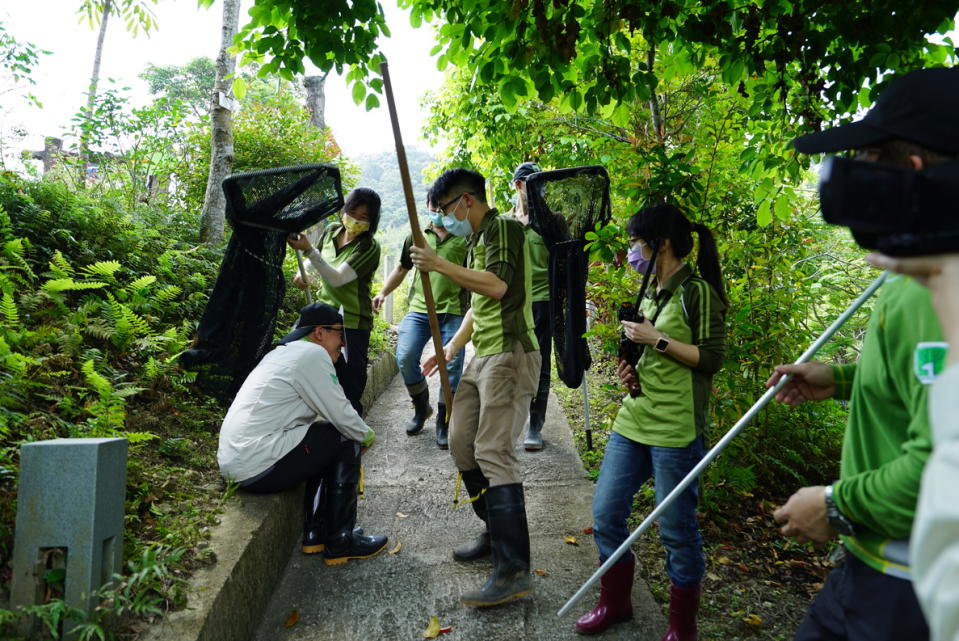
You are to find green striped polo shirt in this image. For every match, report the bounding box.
[399,227,469,315]
[506,205,550,302]
[317,222,381,331]
[613,264,727,447]
[467,209,539,357]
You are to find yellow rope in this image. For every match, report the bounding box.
[452,471,485,509]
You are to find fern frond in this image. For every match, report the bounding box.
[154,284,181,305]
[82,321,115,342]
[127,275,157,293]
[49,251,74,278]
[81,359,112,397]
[122,431,157,444]
[113,386,144,399]
[1,291,20,328]
[3,238,35,281]
[42,278,108,293]
[81,260,122,281]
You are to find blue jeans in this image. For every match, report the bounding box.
[592,432,706,588]
[396,312,465,394]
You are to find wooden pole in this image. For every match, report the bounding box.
[379,62,454,412]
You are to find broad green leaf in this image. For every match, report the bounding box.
[232,76,247,100]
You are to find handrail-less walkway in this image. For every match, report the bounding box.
[254,355,663,640]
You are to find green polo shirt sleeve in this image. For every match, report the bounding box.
[831,363,857,401]
[482,215,520,285]
[682,278,726,375]
[400,234,414,270]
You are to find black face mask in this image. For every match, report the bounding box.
[818,156,959,256]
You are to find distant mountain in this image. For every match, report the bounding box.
[355,148,436,234]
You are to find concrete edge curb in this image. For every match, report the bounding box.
[143,350,398,641]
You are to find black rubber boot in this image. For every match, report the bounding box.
[322,461,388,566]
[405,387,433,436]
[435,401,450,449]
[523,395,547,451]
[453,468,491,562]
[301,476,326,554]
[459,483,532,607]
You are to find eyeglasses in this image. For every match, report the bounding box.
[318,325,344,336]
[435,192,474,214]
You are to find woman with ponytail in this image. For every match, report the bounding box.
[576,204,727,640]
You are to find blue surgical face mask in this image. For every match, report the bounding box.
[441,196,472,237]
[627,240,655,274]
[427,210,445,227]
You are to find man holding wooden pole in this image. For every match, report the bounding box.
[414,168,540,607]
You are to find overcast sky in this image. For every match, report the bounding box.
[1,0,444,165]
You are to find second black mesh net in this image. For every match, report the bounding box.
[525,166,612,388]
[180,164,344,404]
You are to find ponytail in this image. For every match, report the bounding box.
[692,223,728,305]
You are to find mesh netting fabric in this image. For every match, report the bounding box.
[525,166,612,388]
[180,164,344,404]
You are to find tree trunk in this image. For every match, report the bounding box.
[80,0,112,176]
[199,0,241,245]
[647,45,665,145]
[304,75,327,130]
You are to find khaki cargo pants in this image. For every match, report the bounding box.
[449,341,541,486]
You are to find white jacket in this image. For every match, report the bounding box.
[217,340,372,483]
[913,363,959,641]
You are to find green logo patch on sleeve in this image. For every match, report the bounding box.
[914,342,949,385]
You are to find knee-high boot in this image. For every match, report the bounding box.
[322,460,388,566]
[661,583,700,641]
[405,385,433,436]
[453,468,491,562]
[435,401,450,449]
[301,476,326,554]
[523,393,547,451]
[459,483,532,607]
[574,557,635,634]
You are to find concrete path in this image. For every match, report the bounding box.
[254,359,664,641]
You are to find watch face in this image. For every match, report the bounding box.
[655,338,669,352]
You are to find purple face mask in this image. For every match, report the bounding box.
[627,242,655,274]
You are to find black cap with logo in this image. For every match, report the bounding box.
[278,302,344,345]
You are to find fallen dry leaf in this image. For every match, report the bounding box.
[706,572,720,581]
[534,569,549,576]
[439,627,452,635]
[564,535,578,546]
[582,526,593,534]
[284,611,299,628]
[742,613,762,626]
[717,555,732,565]
[422,616,441,638]
[389,542,402,555]
[397,512,409,518]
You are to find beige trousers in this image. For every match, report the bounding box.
[449,341,541,486]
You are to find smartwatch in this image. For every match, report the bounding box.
[654,333,670,352]
[824,484,855,536]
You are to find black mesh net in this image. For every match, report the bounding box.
[180,164,344,404]
[525,166,612,388]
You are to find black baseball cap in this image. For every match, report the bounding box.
[278,302,343,345]
[793,67,959,155]
[512,162,541,181]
